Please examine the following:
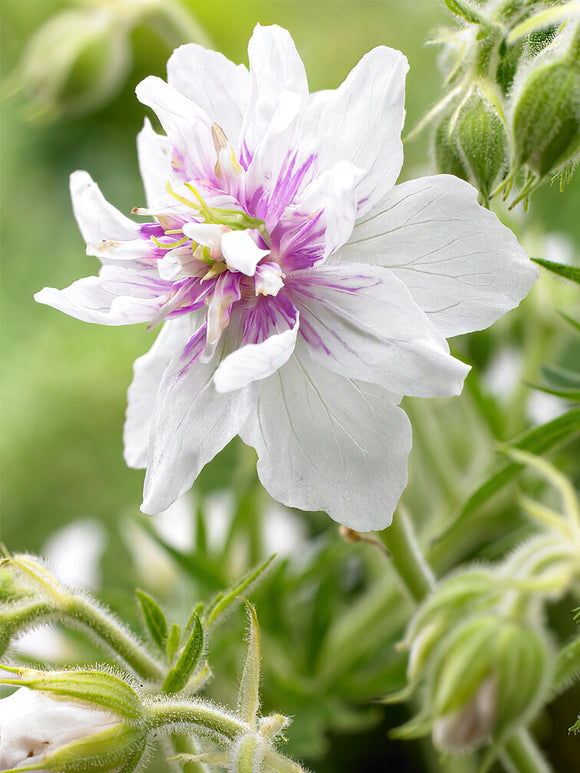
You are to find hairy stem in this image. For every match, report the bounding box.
[378,509,436,603]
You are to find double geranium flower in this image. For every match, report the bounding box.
[36,26,536,531]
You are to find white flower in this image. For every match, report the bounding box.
[35,25,537,531]
[0,687,119,771]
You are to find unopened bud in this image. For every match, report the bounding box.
[0,685,146,772]
[230,733,265,773]
[430,615,552,751]
[512,54,580,180]
[452,84,509,201]
[434,108,471,182]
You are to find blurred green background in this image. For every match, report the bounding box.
[1,2,579,771]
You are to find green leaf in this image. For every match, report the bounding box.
[166,622,181,662]
[163,614,204,694]
[526,382,580,401]
[541,364,580,390]
[433,408,580,544]
[205,555,275,627]
[558,311,580,334]
[443,0,486,25]
[136,589,168,651]
[532,257,580,285]
[237,600,261,727]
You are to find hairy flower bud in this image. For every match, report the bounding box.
[429,615,552,752]
[0,686,146,772]
[434,108,471,182]
[452,84,509,201]
[512,46,580,181]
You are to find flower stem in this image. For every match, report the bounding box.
[501,729,553,773]
[378,509,436,604]
[72,596,164,682]
[145,698,247,739]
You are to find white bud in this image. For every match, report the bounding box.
[0,687,119,770]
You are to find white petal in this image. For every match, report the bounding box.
[307,46,408,215]
[291,159,362,257]
[182,222,227,254]
[136,75,215,183]
[288,264,469,398]
[220,229,270,276]
[214,310,299,392]
[339,175,538,337]
[124,318,191,468]
[240,344,411,531]
[137,118,174,209]
[34,265,166,325]
[240,24,308,155]
[70,171,139,244]
[167,44,250,149]
[141,348,257,514]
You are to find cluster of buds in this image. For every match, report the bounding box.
[386,567,554,755]
[426,1,580,207]
[0,554,306,773]
[5,0,209,121]
[385,455,580,758]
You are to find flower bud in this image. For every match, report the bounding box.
[434,108,471,182]
[429,615,552,752]
[0,686,146,772]
[404,568,500,681]
[512,53,580,180]
[452,83,509,201]
[229,733,265,773]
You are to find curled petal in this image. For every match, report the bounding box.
[214,302,299,392]
[70,171,139,244]
[220,229,270,276]
[34,266,168,325]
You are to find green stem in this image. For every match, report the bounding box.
[378,509,436,604]
[145,698,247,739]
[501,729,553,773]
[71,596,164,682]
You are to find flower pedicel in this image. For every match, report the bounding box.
[35,25,537,531]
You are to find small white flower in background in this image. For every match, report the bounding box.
[35,25,537,531]
[0,687,118,771]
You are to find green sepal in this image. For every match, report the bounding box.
[0,665,143,721]
[570,714,580,733]
[434,108,470,181]
[162,614,204,694]
[552,634,580,695]
[136,589,168,651]
[443,0,487,25]
[205,555,275,627]
[532,257,580,286]
[237,600,261,727]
